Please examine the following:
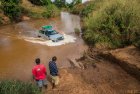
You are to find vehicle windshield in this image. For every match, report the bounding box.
[49,30,58,35]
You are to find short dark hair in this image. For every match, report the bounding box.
[52,56,57,61]
[35,58,40,64]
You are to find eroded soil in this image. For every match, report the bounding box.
[44,56,140,94]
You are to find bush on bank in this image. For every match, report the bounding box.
[71,0,101,17]
[1,0,22,22]
[0,16,2,25]
[28,0,51,6]
[134,31,140,49]
[83,0,140,48]
[0,80,41,94]
[42,4,60,18]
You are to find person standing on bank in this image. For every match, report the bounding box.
[32,58,47,91]
[49,56,60,89]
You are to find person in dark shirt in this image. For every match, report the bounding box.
[49,56,60,89]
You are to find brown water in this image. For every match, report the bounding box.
[0,12,87,81]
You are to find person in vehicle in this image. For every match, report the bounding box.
[32,58,47,91]
[49,56,60,89]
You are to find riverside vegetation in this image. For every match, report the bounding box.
[0,80,41,94]
[0,0,82,23]
[71,0,140,49]
[82,0,140,49]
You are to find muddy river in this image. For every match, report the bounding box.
[0,12,87,81]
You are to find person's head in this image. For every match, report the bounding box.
[52,56,57,61]
[35,58,40,65]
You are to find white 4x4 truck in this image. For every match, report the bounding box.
[37,25,64,42]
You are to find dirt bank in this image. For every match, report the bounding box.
[43,57,140,94]
[42,46,140,94]
[98,46,140,81]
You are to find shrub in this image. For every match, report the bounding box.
[134,31,140,48]
[74,28,81,35]
[0,16,2,25]
[71,4,84,15]
[42,4,60,18]
[1,0,21,4]
[28,12,43,18]
[28,0,51,6]
[71,0,102,16]
[0,80,41,94]
[53,0,66,8]
[83,0,140,48]
[80,3,95,17]
[1,0,22,22]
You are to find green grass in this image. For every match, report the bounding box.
[0,80,41,94]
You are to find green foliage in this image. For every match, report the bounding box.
[0,16,3,25]
[2,0,21,4]
[29,0,51,6]
[0,80,41,94]
[28,12,43,18]
[74,28,80,35]
[70,3,84,14]
[83,0,140,48]
[71,1,97,17]
[54,0,66,8]
[80,3,95,17]
[67,0,82,9]
[1,0,22,22]
[42,4,60,18]
[53,0,82,9]
[134,31,140,48]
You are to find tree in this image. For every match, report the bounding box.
[54,0,66,7]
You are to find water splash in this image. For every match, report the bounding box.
[23,34,76,46]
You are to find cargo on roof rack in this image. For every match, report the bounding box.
[42,25,53,30]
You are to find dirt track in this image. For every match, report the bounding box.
[44,57,140,94]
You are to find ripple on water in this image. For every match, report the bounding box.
[23,34,76,46]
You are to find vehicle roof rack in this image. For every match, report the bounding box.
[42,25,52,30]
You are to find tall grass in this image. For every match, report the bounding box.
[0,80,41,94]
[83,0,140,48]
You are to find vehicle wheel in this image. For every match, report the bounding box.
[38,35,41,38]
[52,40,55,42]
